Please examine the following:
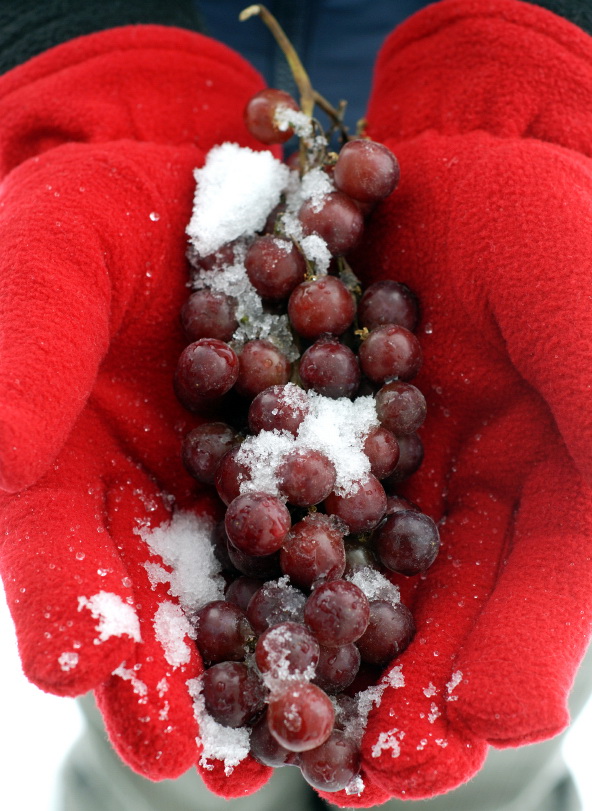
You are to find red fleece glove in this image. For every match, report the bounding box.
[0,25,275,792]
[315,0,592,805]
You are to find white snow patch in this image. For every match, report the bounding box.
[153,601,194,668]
[423,682,437,698]
[137,511,224,623]
[113,665,148,697]
[188,677,250,775]
[347,568,400,605]
[446,670,463,701]
[428,702,441,724]
[187,143,290,256]
[77,592,141,643]
[58,652,79,672]
[372,729,404,759]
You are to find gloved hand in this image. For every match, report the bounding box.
[0,24,275,793]
[319,0,592,804]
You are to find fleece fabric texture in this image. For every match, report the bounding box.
[0,0,590,806]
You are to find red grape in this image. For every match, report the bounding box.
[299,336,360,399]
[277,448,336,506]
[214,446,252,506]
[244,88,300,145]
[181,289,238,343]
[313,644,361,694]
[304,580,370,647]
[324,475,387,534]
[358,325,422,383]
[236,340,291,399]
[374,510,440,576]
[195,600,253,665]
[299,729,361,791]
[255,621,320,681]
[175,339,239,402]
[245,236,306,300]
[358,280,419,333]
[182,422,238,484]
[280,513,346,590]
[333,139,399,202]
[288,275,356,339]
[298,192,364,255]
[267,683,335,752]
[356,600,415,666]
[248,383,310,435]
[246,578,306,634]
[363,426,400,480]
[202,662,266,727]
[375,381,427,435]
[225,492,291,556]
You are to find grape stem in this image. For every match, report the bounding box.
[239,4,350,141]
[239,5,315,117]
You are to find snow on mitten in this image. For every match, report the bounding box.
[0,25,275,791]
[318,0,592,804]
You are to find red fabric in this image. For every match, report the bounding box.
[315,0,592,804]
[0,0,591,805]
[0,25,272,789]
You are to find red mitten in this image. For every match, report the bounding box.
[0,25,275,794]
[319,0,592,804]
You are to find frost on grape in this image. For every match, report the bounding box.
[191,251,299,361]
[188,677,251,775]
[236,430,294,496]
[137,511,224,624]
[347,567,400,606]
[187,143,290,256]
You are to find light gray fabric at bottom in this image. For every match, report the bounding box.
[54,642,592,811]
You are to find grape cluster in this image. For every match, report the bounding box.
[175,87,440,792]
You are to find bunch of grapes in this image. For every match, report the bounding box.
[174,81,440,793]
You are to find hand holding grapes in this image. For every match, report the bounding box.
[339,3,592,800]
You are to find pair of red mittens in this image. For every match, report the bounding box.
[1,1,591,807]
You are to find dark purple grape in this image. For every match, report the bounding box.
[357,280,419,333]
[374,510,440,576]
[280,513,346,591]
[194,241,238,272]
[343,540,378,578]
[181,422,239,484]
[225,576,264,612]
[313,644,361,694]
[359,325,422,383]
[332,139,399,202]
[304,580,369,647]
[215,446,252,506]
[180,289,238,343]
[299,729,361,791]
[227,542,282,580]
[267,683,335,752]
[236,340,291,400]
[363,426,400,480]
[288,276,356,339]
[384,433,424,484]
[255,621,320,680]
[195,601,253,665]
[247,579,306,634]
[244,88,300,145]
[202,662,266,727]
[298,192,364,256]
[225,492,291,556]
[375,381,427,435]
[245,236,306,300]
[299,337,360,399]
[248,383,310,436]
[250,713,299,767]
[175,339,239,403]
[277,448,336,506]
[385,495,421,515]
[356,600,415,666]
[324,475,387,534]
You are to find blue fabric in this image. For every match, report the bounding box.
[196,0,432,133]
